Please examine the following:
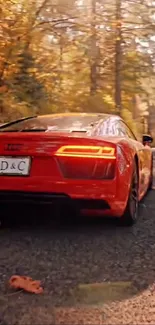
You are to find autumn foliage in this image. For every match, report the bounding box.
[0,0,154,134]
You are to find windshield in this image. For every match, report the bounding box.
[0,115,108,132]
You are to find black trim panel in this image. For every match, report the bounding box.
[0,191,110,210]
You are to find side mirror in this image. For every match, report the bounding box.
[143,134,153,146]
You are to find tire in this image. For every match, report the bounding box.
[119,161,139,226]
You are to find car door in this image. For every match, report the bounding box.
[116,120,151,194]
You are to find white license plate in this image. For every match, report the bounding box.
[0,157,31,176]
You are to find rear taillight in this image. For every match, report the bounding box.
[55,145,116,159]
[55,145,116,180]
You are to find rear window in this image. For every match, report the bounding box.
[0,115,108,132]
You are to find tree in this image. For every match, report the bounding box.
[0,0,154,138]
[115,0,122,114]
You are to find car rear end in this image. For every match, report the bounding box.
[0,130,131,217]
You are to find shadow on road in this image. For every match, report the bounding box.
[0,201,120,230]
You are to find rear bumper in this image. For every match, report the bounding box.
[0,176,129,216]
[0,190,110,211]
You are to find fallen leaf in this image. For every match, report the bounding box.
[9,275,43,294]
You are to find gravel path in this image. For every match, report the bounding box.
[0,181,155,323]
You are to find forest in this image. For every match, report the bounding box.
[0,0,155,135]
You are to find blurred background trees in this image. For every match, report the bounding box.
[0,0,155,138]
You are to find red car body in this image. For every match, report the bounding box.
[0,113,152,222]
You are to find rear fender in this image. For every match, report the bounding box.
[115,145,135,211]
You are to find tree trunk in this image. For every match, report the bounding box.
[90,0,98,96]
[115,0,122,114]
[59,36,63,93]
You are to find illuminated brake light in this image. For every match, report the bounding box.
[55,145,116,159]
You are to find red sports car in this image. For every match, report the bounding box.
[0,113,153,226]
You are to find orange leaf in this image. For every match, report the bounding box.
[9,275,43,294]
